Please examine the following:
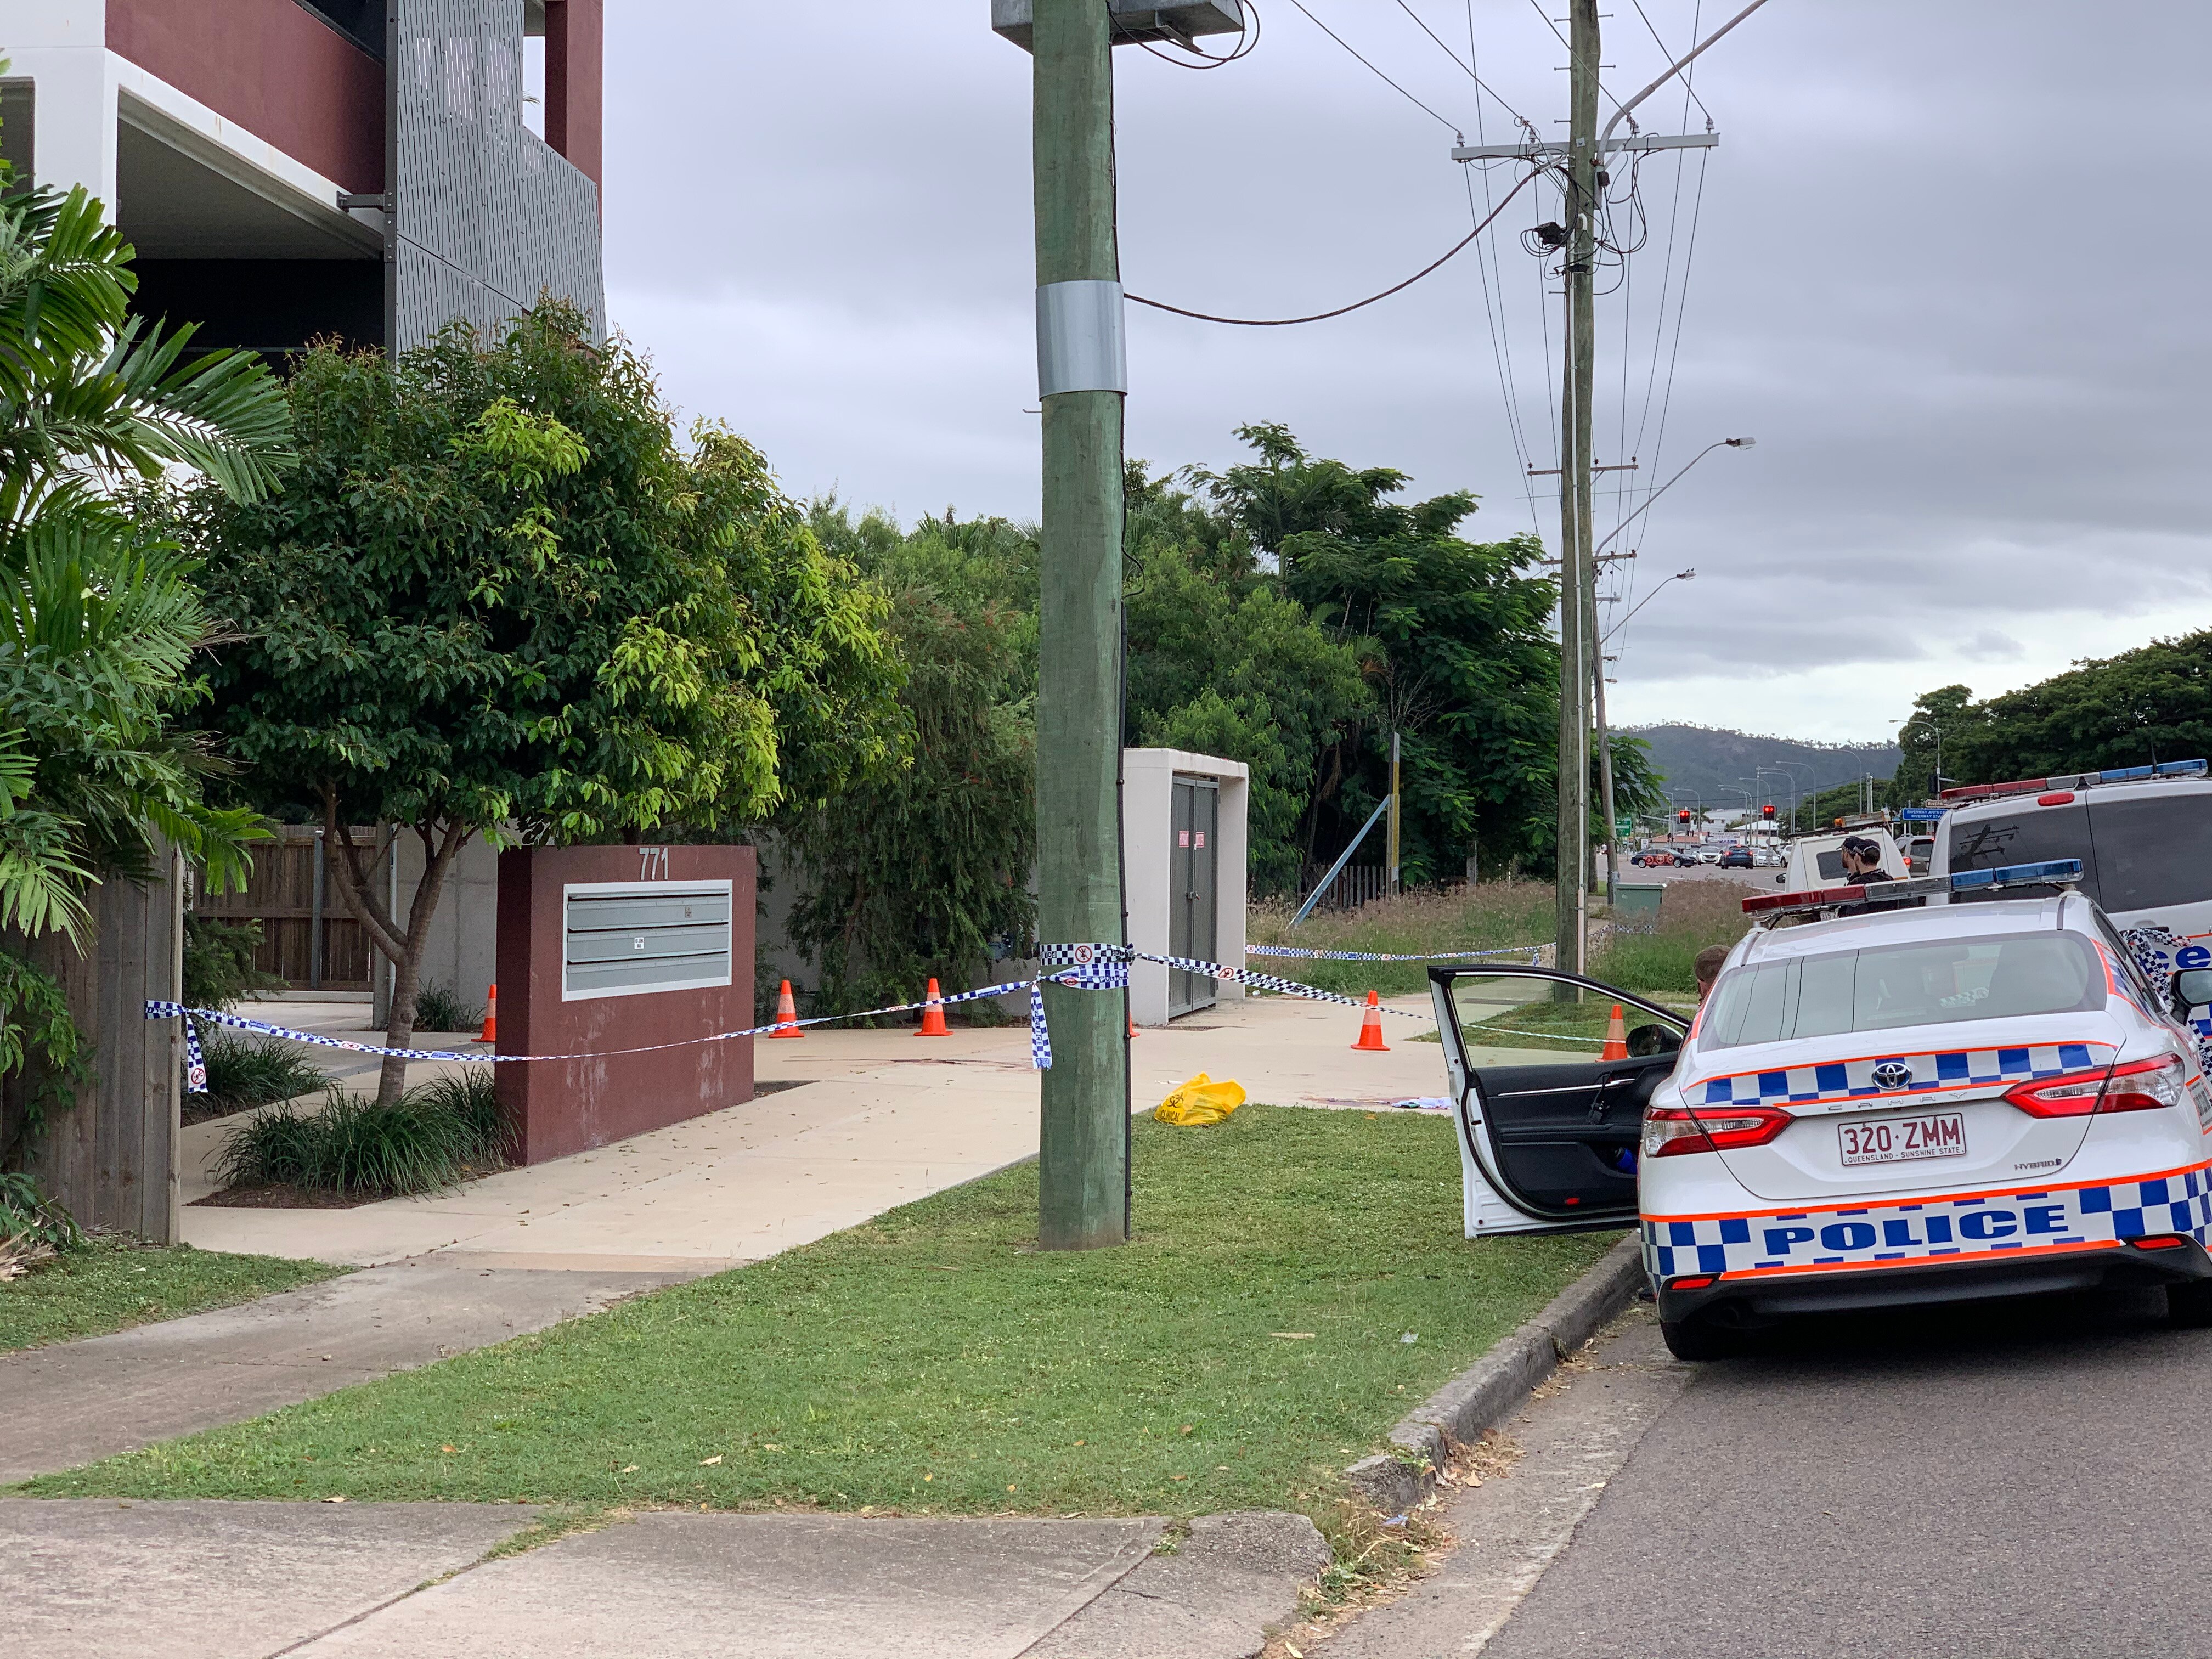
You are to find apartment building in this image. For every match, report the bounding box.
[3,0,605,356]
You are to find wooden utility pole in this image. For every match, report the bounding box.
[1031,0,1129,1250]
[1553,0,1600,981]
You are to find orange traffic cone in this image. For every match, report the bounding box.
[1129,1012,1140,1038]
[1600,1002,1628,1062]
[478,985,496,1044]
[1352,990,1390,1052]
[768,979,804,1039]
[916,978,952,1037]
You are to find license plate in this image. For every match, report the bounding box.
[1839,1113,1967,1166]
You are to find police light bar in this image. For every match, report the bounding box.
[1742,860,2084,917]
[1938,760,2207,804]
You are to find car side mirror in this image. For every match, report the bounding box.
[1775,873,1787,885]
[1626,1023,1683,1057]
[2171,968,2212,1017]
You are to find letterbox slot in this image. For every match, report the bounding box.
[563,881,734,1001]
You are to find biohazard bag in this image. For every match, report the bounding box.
[1154,1072,1246,1126]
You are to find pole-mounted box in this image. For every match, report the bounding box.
[991,1,1246,50]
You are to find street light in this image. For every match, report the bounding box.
[1769,759,1815,834]
[1601,568,1697,644]
[1590,437,1756,563]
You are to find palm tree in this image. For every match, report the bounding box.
[0,177,292,1105]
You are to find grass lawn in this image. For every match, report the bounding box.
[20,1108,1620,1534]
[0,1240,342,1353]
[1439,988,1702,1056]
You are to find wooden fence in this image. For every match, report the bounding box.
[195,827,376,991]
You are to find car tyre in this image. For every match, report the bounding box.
[1660,1318,1741,1362]
[2165,1280,2212,1328]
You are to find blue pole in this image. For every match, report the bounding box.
[1290,798,1393,928]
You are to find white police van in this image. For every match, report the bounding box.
[1429,859,2212,1359]
[1930,761,2212,962]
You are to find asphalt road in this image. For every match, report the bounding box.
[1319,1291,2208,1659]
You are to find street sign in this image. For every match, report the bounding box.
[1898,807,1946,822]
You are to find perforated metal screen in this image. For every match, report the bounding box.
[390,0,604,351]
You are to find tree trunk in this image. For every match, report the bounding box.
[320,798,474,1105]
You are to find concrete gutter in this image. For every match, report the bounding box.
[1344,1235,1647,1515]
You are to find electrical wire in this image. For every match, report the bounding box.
[1625,0,1713,127]
[1114,0,1263,69]
[1126,166,1542,326]
[1392,0,1526,127]
[1282,0,1462,132]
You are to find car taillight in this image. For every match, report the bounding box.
[1643,1104,1792,1158]
[2130,1234,2193,1251]
[2005,1054,2190,1119]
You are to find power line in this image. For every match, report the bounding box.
[1283,0,1461,132]
[1392,0,1527,128]
[1626,0,1713,126]
[1127,166,1542,326]
[1114,0,1265,70]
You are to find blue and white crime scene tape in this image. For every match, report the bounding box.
[149,941,1477,1091]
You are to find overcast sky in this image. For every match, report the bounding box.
[599,2,2211,745]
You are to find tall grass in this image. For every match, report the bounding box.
[191,1034,328,1124]
[1247,881,1554,998]
[215,1070,510,1199]
[412,981,487,1033]
[1594,877,1756,994]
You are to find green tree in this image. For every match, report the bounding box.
[1200,424,1621,882]
[788,507,1035,1015]
[188,306,901,1098]
[1121,466,1372,895]
[1938,634,2212,786]
[1886,684,1974,804]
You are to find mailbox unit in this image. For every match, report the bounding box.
[497,845,757,1164]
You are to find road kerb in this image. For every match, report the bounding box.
[1343,1235,1646,1514]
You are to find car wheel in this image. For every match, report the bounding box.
[2166,1280,2212,1328]
[1660,1318,1742,1361]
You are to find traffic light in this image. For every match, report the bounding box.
[1677,809,1691,825]
[1762,804,1776,820]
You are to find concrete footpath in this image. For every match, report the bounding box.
[4,1500,1330,1659]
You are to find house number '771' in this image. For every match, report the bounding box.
[638,846,669,881]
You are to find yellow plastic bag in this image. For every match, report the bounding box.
[1154,1071,1246,1126]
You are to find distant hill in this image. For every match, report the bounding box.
[1623,724,1902,806]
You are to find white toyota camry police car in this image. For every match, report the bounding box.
[1429,860,2212,1361]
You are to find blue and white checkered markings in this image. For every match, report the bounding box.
[1647,1166,2212,1279]
[1690,1043,2103,1109]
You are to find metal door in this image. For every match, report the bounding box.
[1170,777,1220,1017]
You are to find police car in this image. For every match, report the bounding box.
[1428,860,2212,1361]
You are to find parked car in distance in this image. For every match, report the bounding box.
[1720,847,1754,869]
[1696,845,1725,865]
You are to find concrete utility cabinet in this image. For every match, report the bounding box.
[495,844,756,1165]
[1122,749,1248,1027]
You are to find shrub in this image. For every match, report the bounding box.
[0,1172,82,1279]
[215,1069,509,1198]
[180,915,284,1012]
[191,1033,327,1124]
[412,981,487,1034]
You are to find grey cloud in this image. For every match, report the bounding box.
[600,2,2212,740]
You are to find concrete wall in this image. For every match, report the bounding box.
[1122,749,1248,1028]
[372,833,500,1028]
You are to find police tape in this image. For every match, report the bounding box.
[145,944,1451,1090]
[1245,943,1547,964]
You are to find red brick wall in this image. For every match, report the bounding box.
[106,0,383,193]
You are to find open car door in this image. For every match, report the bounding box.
[1429,966,1690,1237]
